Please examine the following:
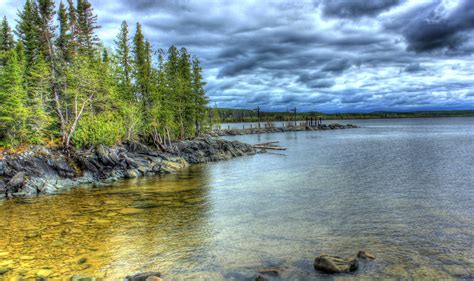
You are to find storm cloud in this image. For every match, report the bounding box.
[1,0,473,112]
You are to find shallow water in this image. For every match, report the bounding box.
[0,117,473,280]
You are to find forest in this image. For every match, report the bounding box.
[215,108,474,123]
[0,0,212,150]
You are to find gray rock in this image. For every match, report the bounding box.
[125,272,161,281]
[125,169,140,178]
[7,172,26,191]
[357,250,375,260]
[314,255,359,273]
[0,180,6,193]
[70,275,97,281]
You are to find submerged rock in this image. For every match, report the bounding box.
[0,267,12,275]
[314,255,359,273]
[357,251,375,260]
[131,201,161,209]
[70,275,98,281]
[125,271,161,281]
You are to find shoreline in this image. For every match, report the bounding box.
[211,123,358,136]
[0,138,256,199]
[0,123,358,199]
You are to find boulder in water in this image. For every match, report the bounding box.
[125,272,161,281]
[314,254,359,273]
[357,250,375,260]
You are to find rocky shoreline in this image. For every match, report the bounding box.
[0,138,256,198]
[210,123,358,136]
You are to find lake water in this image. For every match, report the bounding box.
[0,118,473,280]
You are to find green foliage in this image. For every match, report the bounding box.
[26,54,53,143]
[16,0,41,68]
[72,112,124,148]
[0,16,15,53]
[0,50,29,146]
[1,0,209,149]
[76,0,98,57]
[114,21,133,101]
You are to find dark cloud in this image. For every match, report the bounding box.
[385,0,474,53]
[321,59,352,73]
[1,0,473,112]
[320,0,401,18]
[403,63,425,73]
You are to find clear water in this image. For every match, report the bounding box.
[0,118,473,280]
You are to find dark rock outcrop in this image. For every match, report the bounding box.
[7,172,26,192]
[0,138,256,198]
[314,255,359,273]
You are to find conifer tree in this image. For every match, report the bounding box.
[177,47,193,138]
[67,0,77,57]
[76,0,98,57]
[16,0,41,68]
[26,54,53,143]
[57,1,72,62]
[133,22,147,101]
[115,21,132,100]
[191,56,208,133]
[0,50,29,145]
[0,16,15,53]
[36,0,56,63]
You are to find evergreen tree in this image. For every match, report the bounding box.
[191,56,208,134]
[0,16,15,53]
[26,54,53,143]
[0,50,29,145]
[16,0,41,68]
[67,0,77,57]
[133,22,147,101]
[76,0,98,57]
[36,0,56,62]
[114,21,132,100]
[177,47,194,138]
[57,1,72,62]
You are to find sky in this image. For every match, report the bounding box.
[1,0,474,112]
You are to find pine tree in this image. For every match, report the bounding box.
[114,21,132,100]
[26,54,53,143]
[176,47,194,138]
[36,0,56,63]
[57,1,72,62]
[76,0,99,57]
[16,0,41,68]
[0,16,15,53]
[0,50,29,145]
[191,56,208,134]
[133,22,147,101]
[67,0,77,57]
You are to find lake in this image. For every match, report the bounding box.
[0,117,473,280]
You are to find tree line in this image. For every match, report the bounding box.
[0,0,209,150]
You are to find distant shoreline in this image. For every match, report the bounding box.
[217,114,474,124]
